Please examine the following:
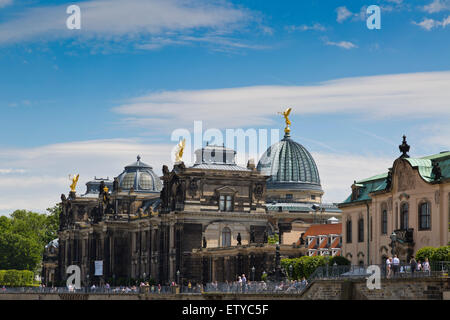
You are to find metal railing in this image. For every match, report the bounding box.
[1,262,447,295]
[308,261,449,281]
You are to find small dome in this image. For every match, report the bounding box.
[257,133,322,192]
[116,155,162,193]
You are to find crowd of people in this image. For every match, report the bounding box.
[385,255,431,278]
[202,274,308,294]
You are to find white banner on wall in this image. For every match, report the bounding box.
[94,260,103,276]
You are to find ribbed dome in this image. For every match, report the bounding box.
[116,155,162,193]
[257,134,322,192]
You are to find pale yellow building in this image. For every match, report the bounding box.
[339,136,450,265]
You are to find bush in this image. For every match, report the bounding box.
[415,247,436,262]
[328,256,351,266]
[430,246,450,262]
[281,255,328,280]
[0,270,34,287]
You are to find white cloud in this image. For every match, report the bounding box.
[413,15,450,30]
[285,23,326,32]
[423,0,450,13]
[324,40,358,49]
[114,71,450,132]
[313,152,393,203]
[0,0,252,50]
[336,6,353,23]
[0,139,174,214]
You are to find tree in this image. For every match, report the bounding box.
[0,206,60,272]
[328,255,350,266]
[415,247,436,262]
[430,246,450,262]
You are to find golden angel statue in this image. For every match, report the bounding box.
[69,174,79,192]
[175,138,186,163]
[278,107,292,134]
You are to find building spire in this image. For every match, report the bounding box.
[399,135,410,158]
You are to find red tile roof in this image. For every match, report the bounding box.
[303,223,342,237]
[297,223,342,247]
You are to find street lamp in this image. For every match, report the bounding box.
[112,274,115,287]
[86,274,90,291]
[289,264,293,279]
[390,231,397,256]
[176,270,180,285]
[251,266,255,281]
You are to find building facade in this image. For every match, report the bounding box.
[44,118,341,286]
[339,136,450,265]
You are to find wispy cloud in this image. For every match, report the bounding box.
[336,6,354,23]
[0,139,174,214]
[423,0,450,13]
[113,71,450,132]
[324,40,358,49]
[413,15,450,30]
[0,0,259,52]
[285,23,326,32]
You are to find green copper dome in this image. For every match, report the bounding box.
[257,133,322,192]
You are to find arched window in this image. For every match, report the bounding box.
[222,227,231,247]
[358,218,364,242]
[346,219,352,243]
[381,209,388,235]
[418,202,431,230]
[400,203,409,230]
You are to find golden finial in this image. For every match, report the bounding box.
[175,138,186,163]
[69,174,79,192]
[277,107,292,134]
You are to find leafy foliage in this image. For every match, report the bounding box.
[281,255,328,280]
[415,246,437,262]
[430,246,450,262]
[0,270,35,287]
[0,206,60,272]
[328,255,351,266]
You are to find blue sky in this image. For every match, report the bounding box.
[0,0,449,213]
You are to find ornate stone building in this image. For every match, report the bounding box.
[339,136,450,265]
[45,119,341,286]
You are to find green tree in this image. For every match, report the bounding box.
[415,246,436,262]
[430,246,450,262]
[328,255,351,266]
[0,206,60,272]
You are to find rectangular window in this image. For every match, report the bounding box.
[226,195,233,211]
[419,202,431,230]
[358,219,364,243]
[219,195,225,211]
[346,220,352,244]
[381,210,388,235]
[286,194,293,200]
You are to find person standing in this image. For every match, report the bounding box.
[423,258,431,276]
[392,255,400,277]
[409,256,417,276]
[386,257,392,279]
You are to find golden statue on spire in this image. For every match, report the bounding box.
[278,107,292,134]
[69,174,79,192]
[175,138,186,163]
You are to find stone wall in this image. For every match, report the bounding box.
[301,277,450,300]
